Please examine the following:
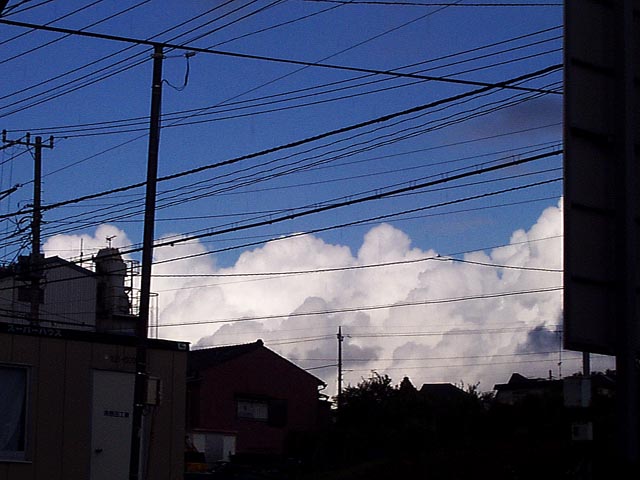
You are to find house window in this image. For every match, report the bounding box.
[0,365,28,461]
[236,398,269,421]
[235,397,288,427]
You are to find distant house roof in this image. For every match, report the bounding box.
[189,339,325,386]
[494,373,562,392]
[420,383,468,403]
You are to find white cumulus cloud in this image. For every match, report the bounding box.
[43,201,614,395]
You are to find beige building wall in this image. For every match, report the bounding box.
[0,330,186,480]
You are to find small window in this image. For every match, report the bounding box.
[0,365,28,461]
[235,397,288,427]
[236,398,268,421]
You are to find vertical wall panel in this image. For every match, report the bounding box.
[61,341,91,480]
[34,340,65,480]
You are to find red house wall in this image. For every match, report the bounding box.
[192,347,323,456]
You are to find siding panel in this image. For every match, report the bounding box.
[34,340,66,480]
[62,341,91,480]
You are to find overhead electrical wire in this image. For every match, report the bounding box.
[0,0,237,103]
[24,43,561,139]
[1,0,343,121]
[49,148,561,256]
[35,142,558,241]
[0,9,560,288]
[0,0,55,17]
[0,17,561,95]
[0,0,258,115]
[209,1,344,49]
[303,1,562,6]
[9,25,560,137]
[43,139,558,233]
[0,63,560,225]
[341,357,572,374]
[35,151,558,255]
[1,79,560,248]
[0,0,104,48]
[6,25,560,184]
[295,350,571,363]
[124,86,560,231]
[0,0,151,67]
[33,121,560,236]
[150,0,463,152]
[146,177,562,268]
[99,176,561,280]
[37,87,561,238]
[21,154,561,256]
[0,22,558,122]
[143,146,560,248]
[143,204,562,288]
[151,251,561,279]
[0,176,563,289]
[155,287,563,329]
[165,0,285,53]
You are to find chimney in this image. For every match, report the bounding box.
[94,248,131,317]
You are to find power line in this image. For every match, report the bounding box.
[1,0,55,17]
[9,25,560,136]
[41,195,559,258]
[155,286,562,328]
[37,139,559,242]
[303,1,562,6]
[23,45,560,139]
[0,65,561,224]
[142,151,562,255]
[0,0,242,115]
[0,0,103,48]
[0,179,562,293]
[5,26,560,185]
[147,176,562,268]
[343,357,574,374]
[151,254,561,279]
[0,18,561,95]
[0,0,151,67]
[296,350,571,362]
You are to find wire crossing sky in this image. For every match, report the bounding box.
[0,0,595,392]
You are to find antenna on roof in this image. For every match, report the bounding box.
[106,235,116,248]
[79,238,84,268]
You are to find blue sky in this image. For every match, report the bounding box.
[2,1,605,392]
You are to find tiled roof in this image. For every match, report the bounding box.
[189,339,265,371]
[188,339,325,386]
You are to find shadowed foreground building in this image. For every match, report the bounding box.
[187,340,329,464]
[0,249,187,480]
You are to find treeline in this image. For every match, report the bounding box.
[296,372,618,480]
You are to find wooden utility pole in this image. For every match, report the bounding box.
[2,130,54,325]
[129,43,163,480]
[337,326,344,411]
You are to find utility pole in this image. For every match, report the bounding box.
[2,130,54,325]
[583,352,590,377]
[337,326,344,411]
[129,43,163,480]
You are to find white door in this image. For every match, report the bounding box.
[90,370,135,480]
